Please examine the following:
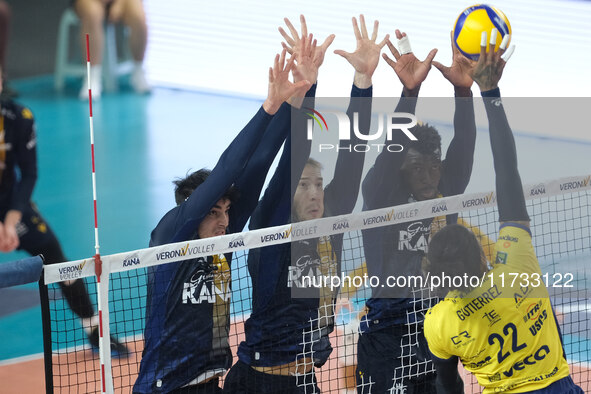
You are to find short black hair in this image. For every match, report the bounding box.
[425,224,485,295]
[173,169,240,206]
[407,123,442,158]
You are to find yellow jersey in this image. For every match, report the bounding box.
[424,224,570,392]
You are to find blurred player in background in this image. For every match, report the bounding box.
[224,14,386,393]
[357,30,477,393]
[423,30,584,394]
[0,66,128,356]
[72,0,150,99]
[133,48,311,393]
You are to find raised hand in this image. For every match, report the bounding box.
[382,30,438,96]
[432,31,475,95]
[334,15,389,88]
[279,14,335,83]
[263,49,311,115]
[468,29,515,92]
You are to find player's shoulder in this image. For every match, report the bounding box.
[426,297,457,325]
[499,222,531,238]
[1,99,34,121]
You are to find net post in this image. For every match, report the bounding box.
[38,264,55,394]
[95,254,114,393]
[85,33,114,394]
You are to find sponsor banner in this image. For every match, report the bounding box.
[44,173,590,284]
[45,258,95,284]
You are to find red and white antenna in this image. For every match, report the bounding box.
[85,33,114,394]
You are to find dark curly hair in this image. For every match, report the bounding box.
[407,123,442,158]
[173,169,240,206]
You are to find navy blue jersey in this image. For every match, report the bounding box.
[361,95,476,331]
[134,103,294,393]
[237,85,371,368]
[0,100,37,214]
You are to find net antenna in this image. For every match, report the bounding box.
[85,33,114,394]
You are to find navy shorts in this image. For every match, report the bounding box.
[168,378,222,394]
[223,360,319,394]
[356,323,436,394]
[528,376,583,394]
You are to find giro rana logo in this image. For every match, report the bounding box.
[306,108,418,153]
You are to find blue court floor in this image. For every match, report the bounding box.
[1,75,590,362]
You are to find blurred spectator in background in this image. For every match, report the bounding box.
[0,0,17,98]
[73,0,150,100]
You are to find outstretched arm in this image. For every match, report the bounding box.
[158,51,310,243]
[363,31,435,209]
[251,16,331,229]
[382,30,438,98]
[470,30,528,224]
[328,15,388,215]
[434,31,477,195]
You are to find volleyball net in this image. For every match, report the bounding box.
[39,174,591,393]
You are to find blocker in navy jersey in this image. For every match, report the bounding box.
[234,84,370,372]
[134,102,294,393]
[357,92,477,393]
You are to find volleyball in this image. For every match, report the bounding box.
[453,4,511,60]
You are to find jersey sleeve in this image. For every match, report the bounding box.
[11,106,38,213]
[249,84,317,230]
[231,102,291,232]
[152,106,274,244]
[482,88,529,222]
[424,306,454,360]
[324,84,370,216]
[440,95,476,195]
[492,224,538,273]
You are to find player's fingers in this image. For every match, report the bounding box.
[382,52,396,69]
[500,44,515,62]
[297,38,305,61]
[432,60,448,75]
[285,55,297,76]
[284,17,300,41]
[281,41,294,55]
[279,27,295,47]
[498,34,510,56]
[397,34,412,55]
[489,28,498,52]
[386,38,401,60]
[311,38,318,55]
[334,49,352,60]
[320,34,336,52]
[268,67,274,83]
[449,30,458,55]
[279,48,287,69]
[377,33,390,49]
[395,29,404,40]
[352,17,362,41]
[423,48,438,65]
[479,31,488,61]
[371,19,379,42]
[359,14,369,39]
[300,14,308,39]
